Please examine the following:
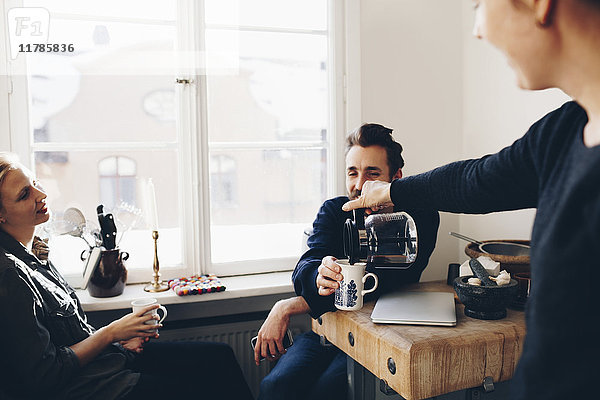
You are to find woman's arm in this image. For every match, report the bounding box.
[0,261,162,396]
[69,305,160,366]
[344,129,541,214]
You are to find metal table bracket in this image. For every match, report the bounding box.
[482,376,495,393]
[379,379,403,397]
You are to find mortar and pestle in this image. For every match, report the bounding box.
[453,258,518,320]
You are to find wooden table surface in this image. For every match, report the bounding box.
[312,281,526,400]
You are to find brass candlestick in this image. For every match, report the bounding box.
[144,230,169,292]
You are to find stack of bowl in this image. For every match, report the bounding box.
[464,240,530,275]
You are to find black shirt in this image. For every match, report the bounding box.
[292,196,440,319]
[0,230,138,399]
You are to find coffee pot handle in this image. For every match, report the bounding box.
[353,208,365,230]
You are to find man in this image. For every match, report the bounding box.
[255,124,439,400]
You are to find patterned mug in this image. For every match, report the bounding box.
[334,259,378,311]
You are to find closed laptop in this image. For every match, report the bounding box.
[371,291,456,327]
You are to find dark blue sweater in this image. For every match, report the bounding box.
[390,101,599,399]
[292,196,440,319]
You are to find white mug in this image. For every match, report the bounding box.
[131,298,167,331]
[334,260,379,311]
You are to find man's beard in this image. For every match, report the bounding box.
[349,189,360,200]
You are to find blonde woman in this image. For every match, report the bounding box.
[0,153,253,400]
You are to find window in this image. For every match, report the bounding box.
[210,154,237,208]
[3,0,345,282]
[98,156,137,210]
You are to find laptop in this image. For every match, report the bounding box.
[371,291,457,326]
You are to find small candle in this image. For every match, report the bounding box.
[147,178,159,231]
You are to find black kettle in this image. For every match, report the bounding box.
[343,209,418,269]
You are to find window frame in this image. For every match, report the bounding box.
[2,0,355,282]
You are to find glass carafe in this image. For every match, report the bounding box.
[343,209,418,269]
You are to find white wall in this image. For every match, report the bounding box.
[358,0,463,281]
[356,0,570,281]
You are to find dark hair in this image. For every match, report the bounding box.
[345,123,404,178]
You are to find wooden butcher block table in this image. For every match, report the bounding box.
[312,281,526,400]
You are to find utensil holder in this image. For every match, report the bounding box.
[88,248,128,298]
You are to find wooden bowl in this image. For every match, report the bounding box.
[465,240,530,275]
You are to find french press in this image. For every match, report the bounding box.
[343,208,418,269]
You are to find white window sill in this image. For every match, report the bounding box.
[76,271,294,312]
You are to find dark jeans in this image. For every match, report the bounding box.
[121,341,253,400]
[258,331,347,400]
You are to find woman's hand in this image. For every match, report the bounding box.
[70,305,160,366]
[316,256,342,296]
[254,301,290,365]
[106,305,161,342]
[342,180,393,212]
[120,337,149,354]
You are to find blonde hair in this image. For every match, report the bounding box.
[0,152,20,209]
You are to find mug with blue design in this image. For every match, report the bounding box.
[334,259,378,311]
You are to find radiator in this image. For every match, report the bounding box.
[157,315,310,398]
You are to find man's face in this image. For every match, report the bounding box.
[345,145,401,199]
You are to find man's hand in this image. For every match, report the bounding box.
[254,297,310,366]
[255,308,289,365]
[316,256,343,296]
[342,180,393,212]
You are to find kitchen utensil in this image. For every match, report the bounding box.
[464,241,530,275]
[91,228,103,247]
[469,258,496,286]
[344,209,418,269]
[97,205,117,250]
[87,248,128,297]
[113,201,143,246]
[43,218,77,236]
[449,232,530,257]
[65,208,99,249]
[81,246,102,290]
[63,207,85,235]
[44,207,95,248]
[453,276,518,320]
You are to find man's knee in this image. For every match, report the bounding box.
[259,370,296,400]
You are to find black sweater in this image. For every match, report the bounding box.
[292,196,439,319]
[390,101,599,399]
